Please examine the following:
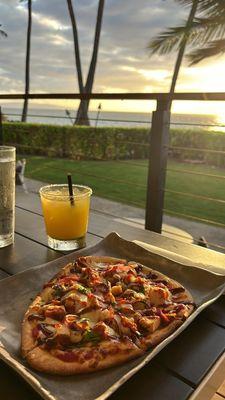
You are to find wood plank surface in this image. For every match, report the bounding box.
[15,207,101,248]
[188,353,225,400]
[211,395,225,400]
[16,190,42,215]
[203,297,225,328]
[0,358,193,400]
[2,188,222,400]
[15,190,225,270]
[110,362,194,400]
[156,317,225,386]
[0,360,42,400]
[0,233,62,275]
[217,379,225,397]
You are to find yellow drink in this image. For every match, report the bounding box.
[40,185,92,251]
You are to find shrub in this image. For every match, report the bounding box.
[3,122,225,167]
[3,122,150,160]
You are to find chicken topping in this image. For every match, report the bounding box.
[28,257,192,350]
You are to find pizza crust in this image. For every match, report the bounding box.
[25,340,143,375]
[81,256,127,267]
[141,266,193,304]
[144,311,192,347]
[40,257,127,285]
[21,255,194,374]
[21,296,43,357]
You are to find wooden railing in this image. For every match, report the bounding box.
[1,91,225,234]
[1,92,225,100]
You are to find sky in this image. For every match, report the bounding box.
[1,0,225,118]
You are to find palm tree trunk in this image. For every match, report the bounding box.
[66,0,84,94]
[21,0,32,123]
[75,0,105,125]
[168,0,199,109]
[74,100,89,125]
[66,0,89,125]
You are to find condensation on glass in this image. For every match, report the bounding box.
[0,146,16,248]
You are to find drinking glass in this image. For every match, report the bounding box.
[0,146,16,248]
[39,184,92,251]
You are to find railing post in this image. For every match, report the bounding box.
[145,99,171,233]
[0,107,3,145]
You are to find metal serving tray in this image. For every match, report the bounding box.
[0,232,224,400]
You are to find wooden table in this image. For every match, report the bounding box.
[0,188,224,400]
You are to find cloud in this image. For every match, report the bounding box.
[0,0,220,113]
[48,34,71,46]
[32,11,70,31]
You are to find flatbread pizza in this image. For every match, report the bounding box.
[21,256,195,375]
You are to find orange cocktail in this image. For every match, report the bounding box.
[40,184,92,251]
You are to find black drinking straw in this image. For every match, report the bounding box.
[67,173,74,206]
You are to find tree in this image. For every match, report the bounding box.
[21,0,32,122]
[66,0,105,125]
[186,0,225,64]
[148,0,199,108]
[148,0,225,68]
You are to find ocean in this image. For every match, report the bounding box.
[1,107,222,130]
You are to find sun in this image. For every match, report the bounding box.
[214,107,225,131]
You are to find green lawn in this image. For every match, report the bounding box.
[23,155,225,226]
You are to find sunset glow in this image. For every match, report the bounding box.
[1,0,225,119]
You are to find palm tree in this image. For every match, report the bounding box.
[66,0,84,96]
[66,0,105,125]
[148,0,225,68]
[75,0,104,125]
[148,0,199,108]
[66,0,86,124]
[186,0,225,64]
[21,0,32,122]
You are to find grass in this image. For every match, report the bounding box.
[22,155,225,227]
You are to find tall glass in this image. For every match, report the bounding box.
[39,184,92,251]
[0,146,16,248]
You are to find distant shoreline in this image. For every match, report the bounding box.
[2,107,222,130]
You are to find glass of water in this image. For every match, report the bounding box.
[0,146,16,248]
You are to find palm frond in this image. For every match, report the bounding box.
[199,0,225,17]
[148,11,225,56]
[176,0,224,10]
[0,25,7,38]
[189,16,225,43]
[0,30,7,37]
[149,0,225,65]
[187,38,225,64]
[147,21,201,55]
[175,0,196,4]
[176,0,225,19]
[147,27,183,55]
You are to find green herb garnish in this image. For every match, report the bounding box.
[131,284,145,294]
[79,318,89,323]
[83,330,101,343]
[77,285,90,295]
[52,284,65,298]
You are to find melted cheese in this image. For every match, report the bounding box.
[81,310,101,327]
[146,286,171,306]
[41,287,54,302]
[62,290,87,303]
[36,257,190,350]
[138,316,160,333]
